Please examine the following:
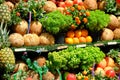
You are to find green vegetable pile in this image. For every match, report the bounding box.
[46,46,105,72]
[86,10,110,32]
[40,11,73,34]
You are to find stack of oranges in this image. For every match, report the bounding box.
[65,29,92,44]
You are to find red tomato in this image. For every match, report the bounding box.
[65,0,73,7]
[116,0,120,4]
[73,0,82,4]
[78,2,83,5]
[105,69,116,78]
[66,73,76,80]
[59,2,66,8]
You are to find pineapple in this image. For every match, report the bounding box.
[0,23,15,80]
[0,3,11,22]
[0,25,15,67]
[0,3,15,69]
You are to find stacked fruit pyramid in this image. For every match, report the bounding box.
[0,0,120,80]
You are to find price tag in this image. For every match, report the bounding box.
[38,48,48,52]
[57,46,68,50]
[108,42,117,45]
[15,48,26,52]
[94,43,104,46]
[76,44,86,48]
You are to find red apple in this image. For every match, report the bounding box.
[116,0,120,4]
[106,69,116,78]
[97,59,107,69]
[65,0,73,7]
[105,57,115,67]
[66,73,76,80]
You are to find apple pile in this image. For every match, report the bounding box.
[95,57,116,78]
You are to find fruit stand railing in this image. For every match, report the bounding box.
[11,40,120,53]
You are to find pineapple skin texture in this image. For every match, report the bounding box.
[0,47,15,66]
[0,4,11,22]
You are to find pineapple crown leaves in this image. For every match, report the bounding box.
[12,0,45,21]
[0,21,10,49]
[0,0,4,4]
[10,9,22,25]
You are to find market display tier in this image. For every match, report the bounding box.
[12,40,120,52]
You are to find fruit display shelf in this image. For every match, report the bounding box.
[11,40,120,53]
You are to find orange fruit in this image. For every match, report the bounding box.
[76,20,81,25]
[89,67,93,71]
[70,24,76,30]
[85,11,90,16]
[74,30,81,38]
[66,30,75,38]
[84,76,89,80]
[79,37,86,43]
[73,37,79,44]
[77,5,81,10]
[81,29,88,37]
[70,7,75,11]
[65,37,73,44]
[82,70,87,75]
[86,36,92,43]
[82,18,88,24]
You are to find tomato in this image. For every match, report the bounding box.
[58,2,66,8]
[105,69,116,78]
[73,0,82,4]
[66,73,76,80]
[65,0,73,7]
[116,0,120,4]
[78,2,83,5]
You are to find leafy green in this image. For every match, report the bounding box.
[86,10,110,32]
[40,11,73,34]
[107,49,120,65]
[104,0,117,14]
[46,46,105,72]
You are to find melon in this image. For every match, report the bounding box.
[24,33,40,46]
[14,20,28,35]
[108,15,119,30]
[30,21,42,35]
[101,28,114,40]
[39,33,55,45]
[43,1,57,13]
[113,28,120,39]
[9,33,24,47]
